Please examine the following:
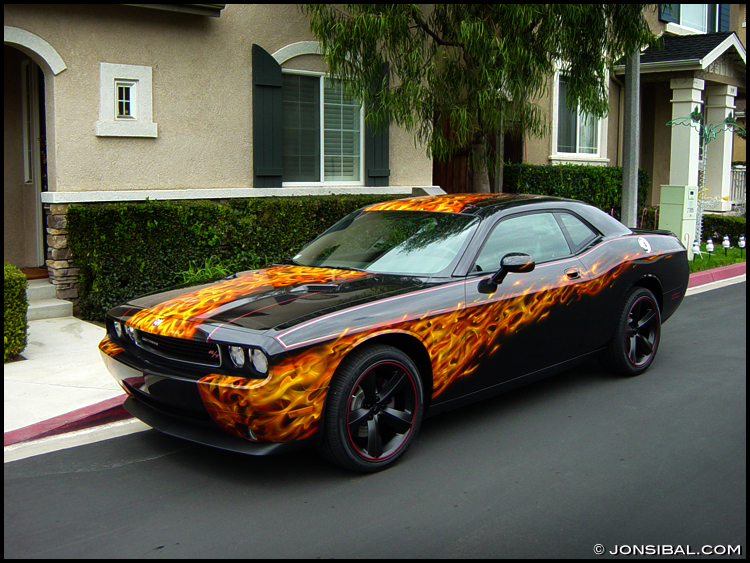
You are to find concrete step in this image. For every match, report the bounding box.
[26,279,57,302]
[27,298,73,321]
[26,280,73,320]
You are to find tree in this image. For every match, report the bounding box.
[303,4,658,192]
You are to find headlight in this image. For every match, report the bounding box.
[251,349,268,374]
[113,321,122,339]
[229,346,245,368]
[125,324,136,341]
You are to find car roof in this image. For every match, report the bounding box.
[364,193,569,214]
[362,193,632,237]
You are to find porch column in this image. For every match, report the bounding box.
[668,78,704,187]
[703,84,737,212]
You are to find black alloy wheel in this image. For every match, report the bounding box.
[603,286,661,376]
[320,345,424,473]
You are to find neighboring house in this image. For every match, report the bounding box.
[3,4,435,295]
[442,4,747,213]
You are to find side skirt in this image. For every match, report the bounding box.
[425,349,605,418]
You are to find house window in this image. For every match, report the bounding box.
[95,63,157,137]
[281,72,363,184]
[115,81,136,119]
[556,75,598,155]
[681,4,708,32]
[660,4,728,34]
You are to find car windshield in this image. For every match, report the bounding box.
[293,210,479,275]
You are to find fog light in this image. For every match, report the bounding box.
[113,321,122,339]
[229,346,245,368]
[251,349,268,374]
[125,324,136,341]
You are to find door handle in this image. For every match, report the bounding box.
[565,267,581,280]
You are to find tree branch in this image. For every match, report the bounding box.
[410,6,461,48]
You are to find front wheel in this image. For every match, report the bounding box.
[603,286,661,376]
[320,345,424,473]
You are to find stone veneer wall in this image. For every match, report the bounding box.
[44,204,79,300]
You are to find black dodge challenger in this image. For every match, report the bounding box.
[100,193,689,472]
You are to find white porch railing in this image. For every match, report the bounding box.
[730,165,746,216]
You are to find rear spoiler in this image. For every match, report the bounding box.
[630,227,677,237]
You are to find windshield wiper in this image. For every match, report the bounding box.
[318,264,370,273]
[279,258,369,273]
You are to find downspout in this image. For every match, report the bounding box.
[611,74,625,167]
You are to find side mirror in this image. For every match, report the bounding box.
[490,253,535,285]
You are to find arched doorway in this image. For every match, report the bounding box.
[4,26,65,269]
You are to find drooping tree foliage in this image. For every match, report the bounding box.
[303,4,658,191]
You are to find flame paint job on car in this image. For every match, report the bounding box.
[173,240,677,444]
[99,336,124,357]
[98,196,689,452]
[363,193,525,213]
[125,265,370,340]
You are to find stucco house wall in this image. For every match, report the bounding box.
[4,4,431,195]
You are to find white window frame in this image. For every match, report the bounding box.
[666,4,720,35]
[115,80,137,120]
[549,66,609,165]
[95,63,157,137]
[281,69,365,187]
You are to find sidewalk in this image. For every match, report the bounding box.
[4,262,746,456]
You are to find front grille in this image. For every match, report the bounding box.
[135,330,221,367]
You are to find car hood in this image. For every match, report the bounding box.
[114,264,425,339]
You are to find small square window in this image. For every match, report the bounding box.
[95,63,157,137]
[115,81,136,119]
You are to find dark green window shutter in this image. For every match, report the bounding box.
[708,4,718,32]
[252,44,283,188]
[718,4,730,31]
[658,4,679,23]
[364,65,390,187]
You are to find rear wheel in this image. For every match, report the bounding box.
[320,345,424,473]
[603,286,661,376]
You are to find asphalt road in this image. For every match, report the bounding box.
[4,283,746,558]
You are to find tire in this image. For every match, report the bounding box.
[603,286,661,376]
[319,345,424,473]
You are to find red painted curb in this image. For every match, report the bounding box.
[688,262,746,288]
[3,395,131,447]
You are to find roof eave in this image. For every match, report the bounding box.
[613,59,702,74]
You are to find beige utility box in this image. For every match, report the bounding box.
[658,185,698,259]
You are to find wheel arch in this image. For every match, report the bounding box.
[327,330,434,413]
[630,274,664,313]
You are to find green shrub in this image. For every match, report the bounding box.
[67,199,233,321]
[67,194,395,321]
[4,263,29,362]
[503,163,650,220]
[175,256,236,285]
[701,214,746,244]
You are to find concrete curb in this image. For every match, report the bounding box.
[4,395,130,447]
[687,262,746,288]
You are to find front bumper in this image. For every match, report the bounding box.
[99,336,324,452]
[122,396,315,456]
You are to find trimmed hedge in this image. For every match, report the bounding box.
[702,213,746,244]
[4,263,29,362]
[67,195,395,321]
[68,200,232,321]
[503,163,650,220]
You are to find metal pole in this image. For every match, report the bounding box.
[621,49,640,228]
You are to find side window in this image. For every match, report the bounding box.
[474,213,571,272]
[558,213,598,252]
